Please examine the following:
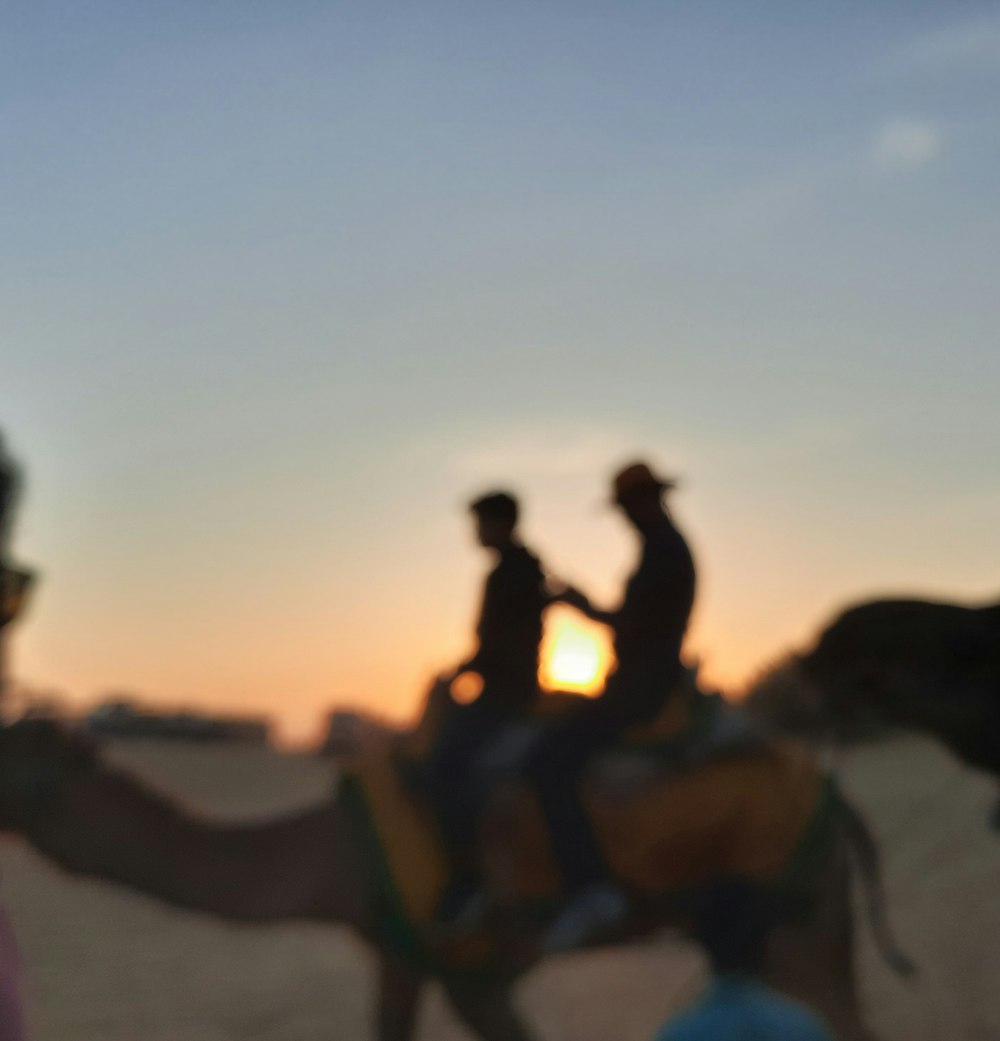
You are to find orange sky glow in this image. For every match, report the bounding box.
[10,455,995,751]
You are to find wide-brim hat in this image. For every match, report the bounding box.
[610,460,679,503]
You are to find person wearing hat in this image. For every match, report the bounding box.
[524,459,697,951]
[425,489,555,925]
[573,461,696,718]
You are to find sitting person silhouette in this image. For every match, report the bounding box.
[425,490,555,925]
[654,880,835,1040]
[524,460,697,950]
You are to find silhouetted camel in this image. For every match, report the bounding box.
[0,687,910,1041]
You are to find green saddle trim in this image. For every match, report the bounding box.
[338,775,434,970]
[338,775,499,980]
[339,755,839,974]
[778,774,839,888]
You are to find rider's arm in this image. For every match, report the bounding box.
[551,582,617,627]
[450,655,478,678]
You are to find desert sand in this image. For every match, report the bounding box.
[1,733,997,1041]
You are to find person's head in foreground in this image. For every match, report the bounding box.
[653,879,837,1040]
[693,877,774,976]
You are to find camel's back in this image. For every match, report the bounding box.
[339,723,832,971]
[601,741,826,888]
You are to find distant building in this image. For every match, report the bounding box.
[86,698,270,745]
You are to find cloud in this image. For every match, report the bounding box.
[871,118,944,172]
[882,16,1000,76]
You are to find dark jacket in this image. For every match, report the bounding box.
[605,517,696,719]
[464,544,548,713]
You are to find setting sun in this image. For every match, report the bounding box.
[538,605,614,696]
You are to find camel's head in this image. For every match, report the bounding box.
[795,608,914,742]
[799,607,905,709]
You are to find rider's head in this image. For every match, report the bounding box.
[611,461,677,530]
[469,491,519,549]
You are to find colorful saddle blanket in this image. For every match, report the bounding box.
[337,686,836,970]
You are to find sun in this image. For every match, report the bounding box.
[538,605,614,696]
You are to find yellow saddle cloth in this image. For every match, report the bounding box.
[337,688,835,970]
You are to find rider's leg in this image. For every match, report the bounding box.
[424,702,501,922]
[523,715,628,949]
[524,717,609,890]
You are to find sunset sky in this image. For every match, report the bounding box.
[3,3,998,740]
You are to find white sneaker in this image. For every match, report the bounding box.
[542,883,628,952]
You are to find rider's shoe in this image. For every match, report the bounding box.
[542,882,628,953]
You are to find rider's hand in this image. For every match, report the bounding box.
[558,585,592,612]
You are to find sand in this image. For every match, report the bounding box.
[1,734,997,1041]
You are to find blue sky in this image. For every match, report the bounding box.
[3,3,998,733]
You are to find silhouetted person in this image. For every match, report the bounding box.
[426,491,553,923]
[0,434,24,704]
[525,460,696,950]
[451,492,550,712]
[0,432,29,1040]
[0,434,19,570]
[654,880,835,1040]
[568,461,696,715]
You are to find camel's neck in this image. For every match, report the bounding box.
[22,763,372,931]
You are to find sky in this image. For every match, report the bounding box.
[2,2,998,740]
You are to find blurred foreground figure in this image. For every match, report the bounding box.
[0,434,35,705]
[425,491,554,924]
[654,881,836,1041]
[0,434,20,556]
[0,434,21,703]
[0,432,30,1041]
[525,460,696,949]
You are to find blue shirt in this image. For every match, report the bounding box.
[655,977,836,1041]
